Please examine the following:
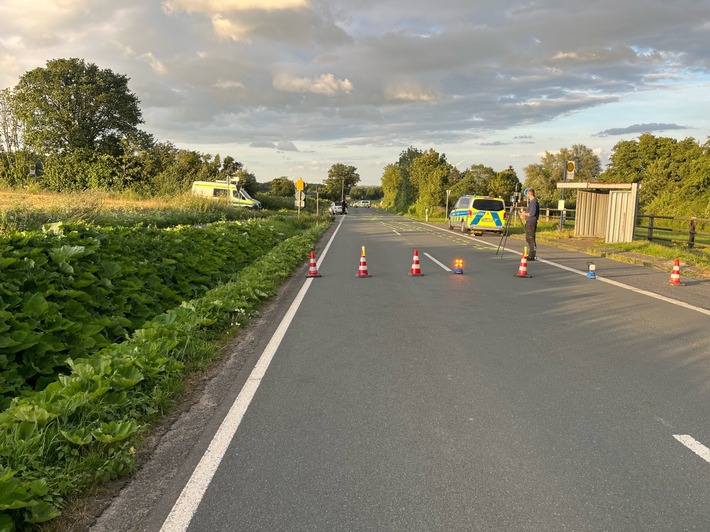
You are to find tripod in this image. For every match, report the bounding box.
[496,197,524,258]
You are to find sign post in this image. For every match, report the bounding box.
[295,179,306,217]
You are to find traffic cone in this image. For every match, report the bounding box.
[306,249,321,278]
[669,258,682,285]
[356,246,371,277]
[515,250,530,278]
[409,249,423,276]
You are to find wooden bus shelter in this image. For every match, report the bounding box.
[557,182,640,243]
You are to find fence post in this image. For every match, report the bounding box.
[647,215,654,241]
[689,217,696,249]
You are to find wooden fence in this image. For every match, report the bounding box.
[536,209,709,249]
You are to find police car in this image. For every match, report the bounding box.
[448,195,506,235]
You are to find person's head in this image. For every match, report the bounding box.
[527,188,536,199]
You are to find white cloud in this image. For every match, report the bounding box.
[162,0,310,14]
[273,73,353,96]
[384,83,438,102]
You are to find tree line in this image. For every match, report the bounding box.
[2,58,707,216]
[378,135,710,218]
[0,58,374,201]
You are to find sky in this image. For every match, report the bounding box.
[1,0,709,187]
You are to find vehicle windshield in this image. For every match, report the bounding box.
[472,199,504,211]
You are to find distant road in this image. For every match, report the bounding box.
[99,209,710,531]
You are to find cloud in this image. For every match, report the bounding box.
[277,140,298,151]
[273,73,353,96]
[214,79,245,90]
[594,123,689,137]
[162,0,310,15]
[250,141,277,148]
[383,82,438,102]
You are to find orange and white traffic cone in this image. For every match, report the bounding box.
[516,250,530,278]
[409,249,423,276]
[306,249,321,278]
[669,258,682,285]
[356,246,371,277]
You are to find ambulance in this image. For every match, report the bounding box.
[191,180,261,209]
[448,195,506,235]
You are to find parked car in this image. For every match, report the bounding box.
[352,200,371,208]
[329,201,347,215]
[448,195,506,235]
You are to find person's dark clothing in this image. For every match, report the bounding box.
[524,197,539,259]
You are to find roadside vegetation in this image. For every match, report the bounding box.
[0,196,328,530]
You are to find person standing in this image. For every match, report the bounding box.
[519,188,539,260]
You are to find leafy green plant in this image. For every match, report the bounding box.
[0,216,327,530]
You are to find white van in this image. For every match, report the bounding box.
[191,181,261,209]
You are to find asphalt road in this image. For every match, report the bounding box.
[95,209,710,532]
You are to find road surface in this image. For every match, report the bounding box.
[94,209,710,532]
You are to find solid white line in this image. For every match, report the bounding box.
[419,221,710,317]
[424,252,452,272]
[393,230,401,236]
[160,219,342,532]
[674,435,710,464]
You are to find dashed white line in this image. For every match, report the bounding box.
[674,435,710,464]
[419,221,710,317]
[424,252,452,272]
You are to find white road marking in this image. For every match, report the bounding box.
[160,218,344,532]
[424,252,452,272]
[674,435,710,464]
[420,222,710,317]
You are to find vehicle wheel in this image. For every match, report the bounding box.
[474,231,483,236]
[461,220,468,233]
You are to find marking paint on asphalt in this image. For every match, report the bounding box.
[674,435,710,464]
[420,222,710,317]
[160,217,344,532]
[424,252,452,272]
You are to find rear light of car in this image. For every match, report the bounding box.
[468,209,473,217]
[504,211,507,220]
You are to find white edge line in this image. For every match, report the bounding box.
[423,252,452,272]
[160,217,343,531]
[674,435,710,464]
[419,221,710,317]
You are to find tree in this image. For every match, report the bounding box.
[0,88,35,187]
[488,166,521,201]
[270,176,296,196]
[323,163,360,200]
[523,144,600,207]
[601,134,705,209]
[409,148,450,215]
[450,164,496,198]
[381,163,403,208]
[13,58,143,156]
[236,168,258,196]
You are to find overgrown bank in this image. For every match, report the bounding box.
[0,210,328,531]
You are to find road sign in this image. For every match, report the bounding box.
[296,178,305,191]
[295,190,305,201]
[565,160,575,180]
[294,200,305,208]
